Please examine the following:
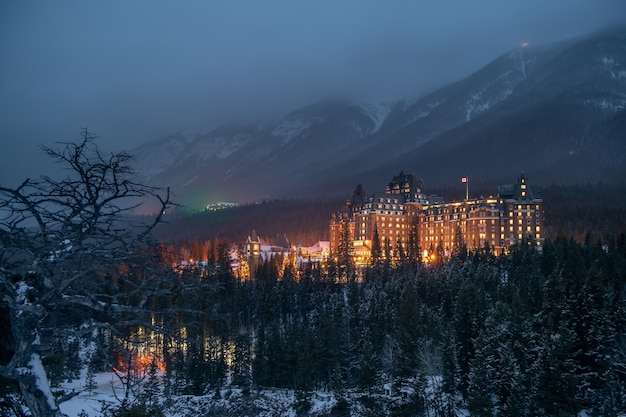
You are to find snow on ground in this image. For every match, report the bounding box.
[53,372,624,417]
[57,370,338,417]
[58,370,124,416]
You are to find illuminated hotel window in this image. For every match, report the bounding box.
[521,191,526,197]
[536,226,540,232]
[536,234,541,239]
[518,234,523,239]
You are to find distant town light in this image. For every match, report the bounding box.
[205,201,237,211]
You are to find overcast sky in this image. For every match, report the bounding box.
[1,0,625,186]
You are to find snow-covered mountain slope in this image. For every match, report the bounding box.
[131,25,626,205]
[131,100,391,203]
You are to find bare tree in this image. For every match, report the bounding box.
[0,130,171,417]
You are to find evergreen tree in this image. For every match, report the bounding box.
[371,225,382,267]
[466,333,493,417]
[184,336,209,396]
[452,225,468,262]
[396,282,420,376]
[591,368,625,417]
[65,338,82,382]
[454,281,486,391]
[162,346,174,405]
[337,218,355,281]
[356,329,379,390]
[384,238,393,269]
[407,219,422,268]
[84,354,98,396]
[441,331,460,416]
[395,237,406,266]
[295,326,316,392]
[232,333,252,393]
[532,329,579,416]
[141,358,160,406]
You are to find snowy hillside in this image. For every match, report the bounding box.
[130,26,626,204]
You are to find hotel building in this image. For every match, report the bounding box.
[330,172,544,264]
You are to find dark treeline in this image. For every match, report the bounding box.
[542,183,626,242]
[155,197,345,247]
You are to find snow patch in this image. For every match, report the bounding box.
[463,71,516,121]
[15,281,32,315]
[272,116,325,144]
[583,96,626,113]
[26,353,57,410]
[358,101,394,132]
[602,56,625,79]
[216,132,250,158]
[181,175,199,188]
[402,101,442,126]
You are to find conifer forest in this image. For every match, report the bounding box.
[5,236,626,416]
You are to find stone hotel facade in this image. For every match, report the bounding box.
[330,172,544,264]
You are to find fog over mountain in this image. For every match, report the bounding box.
[1,1,625,190]
[130,26,626,207]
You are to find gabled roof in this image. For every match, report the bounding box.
[498,173,542,201]
[247,229,262,243]
[386,171,424,196]
[272,233,290,249]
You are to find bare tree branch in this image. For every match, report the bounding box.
[0,129,175,417]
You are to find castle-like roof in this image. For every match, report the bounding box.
[498,173,541,201]
[247,229,261,244]
[272,233,291,250]
[386,171,424,195]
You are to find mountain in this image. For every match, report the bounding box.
[131,26,626,207]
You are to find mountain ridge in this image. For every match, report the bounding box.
[131,26,626,207]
